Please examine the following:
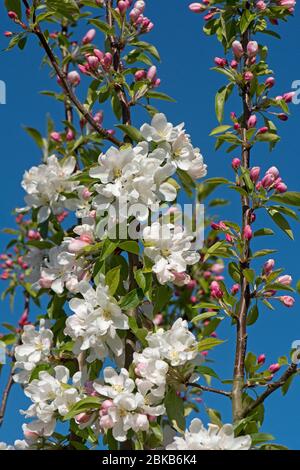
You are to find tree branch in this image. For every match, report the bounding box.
[241,364,298,418]
[32,26,122,148]
[186,382,232,398]
[0,373,14,427]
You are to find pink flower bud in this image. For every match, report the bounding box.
[230,60,238,69]
[280,295,295,307]
[67,71,81,86]
[283,92,295,103]
[250,167,260,183]
[99,415,114,430]
[226,233,233,243]
[19,308,29,327]
[82,29,96,45]
[269,363,280,373]
[93,49,104,61]
[4,31,13,37]
[232,40,244,59]
[232,158,241,170]
[102,53,113,70]
[257,354,266,365]
[135,0,146,12]
[189,3,206,13]
[265,77,275,88]
[257,126,268,134]
[244,71,254,82]
[261,173,275,188]
[87,55,100,69]
[247,41,258,58]
[277,275,292,286]
[147,65,157,81]
[187,279,197,290]
[275,181,287,193]
[78,64,89,75]
[135,69,147,81]
[243,225,253,241]
[266,166,280,178]
[50,131,62,143]
[153,313,163,325]
[256,1,267,10]
[210,281,223,299]
[66,129,75,141]
[263,259,275,275]
[214,57,227,67]
[118,0,128,14]
[247,114,257,128]
[8,11,18,20]
[234,122,241,131]
[75,413,91,424]
[278,113,288,121]
[231,284,240,295]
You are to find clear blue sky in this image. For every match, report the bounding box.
[0,1,299,449]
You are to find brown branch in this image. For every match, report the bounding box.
[0,373,14,427]
[232,1,253,423]
[32,26,122,148]
[241,364,298,418]
[186,382,232,398]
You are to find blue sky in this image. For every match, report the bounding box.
[0,0,300,449]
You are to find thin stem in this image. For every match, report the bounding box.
[0,373,14,427]
[32,26,122,148]
[241,364,298,418]
[232,2,253,423]
[186,382,232,398]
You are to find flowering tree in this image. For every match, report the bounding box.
[0,0,299,451]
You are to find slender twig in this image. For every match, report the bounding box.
[241,364,298,418]
[232,1,253,423]
[0,373,14,427]
[32,26,122,148]
[186,382,232,398]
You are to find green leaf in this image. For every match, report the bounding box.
[165,388,185,432]
[130,41,160,61]
[210,125,232,136]
[253,228,274,237]
[46,0,80,19]
[196,366,220,380]
[119,288,144,310]
[252,248,277,258]
[63,397,102,421]
[105,266,121,296]
[88,19,114,35]
[243,269,255,284]
[146,91,176,102]
[192,311,218,323]
[128,317,147,347]
[119,240,140,255]
[247,305,259,326]
[256,132,280,143]
[116,124,144,142]
[206,408,222,427]
[270,191,300,207]
[153,285,172,314]
[198,337,225,352]
[240,10,255,34]
[23,127,44,149]
[267,208,294,240]
[215,84,234,123]
[5,0,21,17]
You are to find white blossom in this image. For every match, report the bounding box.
[147,318,198,366]
[140,113,207,180]
[22,155,77,223]
[22,366,82,437]
[13,321,53,384]
[94,367,165,442]
[89,143,177,224]
[143,222,200,285]
[64,279,129,362]
[166,418,251,450]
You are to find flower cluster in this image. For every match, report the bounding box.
[13,321,53,384]
[21,366,84,438]
[21,155,77,223]
[143,222,200,285]
[64,277,129,362]
[166,418,251,450]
